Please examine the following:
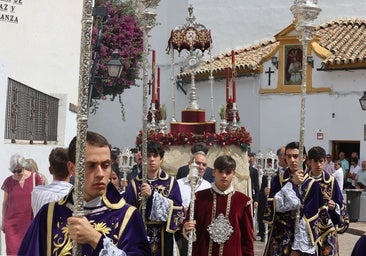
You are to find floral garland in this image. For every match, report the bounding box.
[135,126,252,151]
[91,0,143,100]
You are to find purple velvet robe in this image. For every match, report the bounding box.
[183,188,254,256]
[18,183,151,256]
[123,169,184,256]
[264,168,324,256]
[310,171,349,255]
[351,235,366,256]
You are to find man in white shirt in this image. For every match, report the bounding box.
[31,147,73,215]
[346,157,361,189]
[324,154,335,174]
[356,161,366,190]
[176,151,211,256]
[333,160,344,190]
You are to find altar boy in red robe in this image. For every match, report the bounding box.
[182,155,254,256]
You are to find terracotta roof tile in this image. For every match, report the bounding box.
[179,39,279,78]
[316,19,366,66]
[179,18,366,78]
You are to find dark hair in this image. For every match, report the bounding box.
[191,142,209,155]
[68,131,111,164]
[351,157,359,165]
[248,152,256,157]
[111,149,120,162]
[285,141,307,170]
[111,164,121,180]
[307,146,326,161]
[213,155,236,172]
[147,140,165,158]
[276,146,285,156]
[49,147,69,179]
[285,141,306,155]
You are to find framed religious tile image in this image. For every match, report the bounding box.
[284,45,302,85]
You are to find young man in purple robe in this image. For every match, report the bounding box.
[307,146,349,255]
[264,141,325,256]
[18,131,151,255]
[123,140,184,256]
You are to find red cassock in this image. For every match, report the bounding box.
[183,188,254,256]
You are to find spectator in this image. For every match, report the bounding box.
[176,142,215,182]
[31,147,73,215]
[356,161,366,190]
[324,154,335,175]
[345,157,361,189]
[248,153,260,240]
[333,160,344,190]
[277,146,287,173]
[176,151,211,256]
[351,151,361,166]
[25,158,48,185]
[339,151,349,184]
[110,165,123,194]
[1,153,42,255]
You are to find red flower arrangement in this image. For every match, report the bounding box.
[91,0,143,100]
[147,101,163,122]
[135,126,252,151]
[225,98,240,122]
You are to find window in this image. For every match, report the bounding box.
[5,78,59,143]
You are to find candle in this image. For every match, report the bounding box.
[231,50,236,102]
[232,75,236,103]
[226,67,230,102]
[151,79,156,103]
[151,50,156,103]
[157,66,160,103]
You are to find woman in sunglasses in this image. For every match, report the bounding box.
[1,153,42,255]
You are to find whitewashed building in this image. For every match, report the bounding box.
[2,0,366,252]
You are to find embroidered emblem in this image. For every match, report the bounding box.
[207,213,233,244]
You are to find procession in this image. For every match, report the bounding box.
[1,0,366,255]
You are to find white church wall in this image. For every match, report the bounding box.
[0,0,82,105]
[0,62,77,254]
[88,0,366,156]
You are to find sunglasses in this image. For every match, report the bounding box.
[12,169,23,174]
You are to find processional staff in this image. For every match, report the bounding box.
[254,152,264,237]
[255,151,277,244]
[119,148,134,192]
[187,161,199,256]
[134,0,160,228]
[264,151,277,245]
[73,0,94,255]
[290,0,321,231]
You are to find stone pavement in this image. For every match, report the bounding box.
[347,221,366,236]
[254,221,366,256]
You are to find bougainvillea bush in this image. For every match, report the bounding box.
[91,0,143,100]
